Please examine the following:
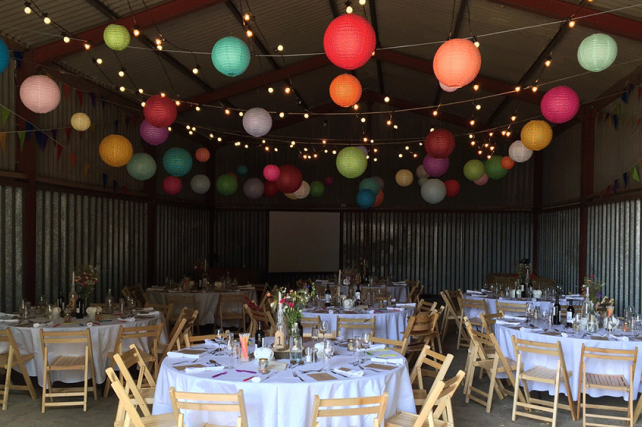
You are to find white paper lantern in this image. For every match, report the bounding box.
[416,164,428,178]
[20,75,61,114]
[439,81,460,92]
[294,181,310,199]
[421,179,446,204]
[508,140,533,163]
[243,178,264,199]
[190,174,211,194]
[243,107,272,137]
[70,112,91,131]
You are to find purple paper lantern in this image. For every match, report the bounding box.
[263,164,280,181]
[540,86,580,124]
[423,154,449,178]
[474,173,489,186]
[140,119,169,145]
[324,176,334,186]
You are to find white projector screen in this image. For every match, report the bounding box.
[268,211,340,273]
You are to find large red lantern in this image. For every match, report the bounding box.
[143,95,177,128]
[329,74,362,108]
[444,179,460,198]
[323,14,376,70]
[276,165,303,193]
[425,129,455,159]
[163,176,182,195]
[433,38,481,88]
[264,181,278,197]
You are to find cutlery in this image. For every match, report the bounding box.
[292,372,304,382]
[359,364,380,371]
[302,368,324,373]
[208,360,221,366]
[53,324,60,328]
[211,372,227,379]
[263,372,275,381]
[332,370,349,378]
[243,376,256,382]
[236,369,256,374]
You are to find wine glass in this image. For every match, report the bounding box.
[323,340,334,359]
[362,332,371,345]
[215,329,225,344]
[311,325,319,342]
[525,303,534,321]
[319,320,330,338]
[541,309,549,330]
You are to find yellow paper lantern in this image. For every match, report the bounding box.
[99,135,133,167]
[521,120,553,151]
[395,169,413,187]
[70,112,91,131]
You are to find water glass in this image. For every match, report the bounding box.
[311,325,319,341]
[362,332,371,345]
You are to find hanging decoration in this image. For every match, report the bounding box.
[236,165,248,177]
[420,179,446,204]
[243,107,272,137]
[336,146,367,179]
[294,181,310,199]
[263,164,281,181]
[521,120,553,151]
[425,129,455,158]
[485,156,508,180]
[501,156,515,170]
[163,176,182,195]
[433,38,481,88]
[395,169,413,187]
[540,86,580,124]
[310,181,325,197]
[190,174,211,194]
[416,164,428,178]
[0,39,9,74]
[195,148,210,162]
[20,75,61,114]
[373,189,384,207]
[329,74,362,107]
[103,24,131,51]
[211,36,251,77]
[463,159,485,181]
[144,95,177,128]
[444,179,460,197]
[276,165,303,193]
[423,154,449,177]
[577,33,617,73]
[243,178,264,199]
[372,176,384,190]
[99,135,133,167]
[163,147,193,177]
[508,140,533,163]
[418,176,428,186]
[439,82,459,92]
[323,14,376,70]
[359,177,380,195]
[216,174,238,195]
[70,112,91,131]
[126,153,156,180]
[474,173,489,186]
[356,189,376,209]
[140,119,169,145]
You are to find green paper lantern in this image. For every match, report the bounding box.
[216,174,238,196]
[310,181,325,197]
[211,36,251,77]
[103,24,130,51]
[163,147,193,177]
[484,156,508,180]
[463,159,485,181]
[577,33,617,73]
[126,153,156,180]
[359,177,380,195]
[336,147,367,179]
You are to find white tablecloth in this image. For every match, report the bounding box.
[0,313,167,386]
[302,307,413,340]
[317,282,409,303]
[496,323,642,400]
[152,344,415,427]
[462,294,579,319]
[146,288,257,326]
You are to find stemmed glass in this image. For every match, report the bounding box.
[525,303,533,321]
[319,320,330,339]
[215,329,225,344]
[541,309,549,331]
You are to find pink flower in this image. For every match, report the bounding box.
[590,275,594,278]
[289,302,294,308]
[266,292,271,297]
[280,298,285,304]
[289,289,294,293]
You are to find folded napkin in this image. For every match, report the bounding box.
[466,290,484,294]
[142,311,160,316]
[185,365,225,373]
[204,339,223,347]
[612,335,629,342]
[386,307,405,312]
[254,347,274,360]
[503,315,527,322]
[366,344,386,351]
[395,303,416,307]
[368,310,375,314]
[520,327,543,333]
[333,367,364,377]
[496,320,520,326]
[119,317,136,322]
[560,332,568,338]
[167,351,200,360]
[0,319,20,323]
[328,310,334,314]
[141,307,154,311]
[371,356,405,365]
[33,321,53,328]
[392,282,407,286]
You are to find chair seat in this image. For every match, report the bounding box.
[387,410,448,427]
[585,372,628,389]
[140,412,176,427]
[522,366,572,382]
[0,352,34,367]
[50,355,86,370]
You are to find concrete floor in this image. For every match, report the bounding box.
[0,330,622,427]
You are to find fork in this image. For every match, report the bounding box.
[292,372,304,382]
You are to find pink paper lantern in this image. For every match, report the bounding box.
[324,176,334,186]
[143,95,177,128]
[263,164,281,181]
[540,86,580,124]
[474,173,489,186]
[423,154,450,178]
[433,38,481,88]
[19,75,61,114]
[140,119,169,145]
[163,176,182,195]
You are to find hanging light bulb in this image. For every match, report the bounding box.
[138,88,144,94]
[24,2,32,14]
[175,100,181,106]
[195,106,201,112]
[95,57,103,64]
[63,36,70,43]
[473,84,479,91]
[346,1,353,13]
[225,109,230,115]
[544,56,552,67]
[470,119,475,126]
[239,111,244,117]
[118,68,125,77]
[268,87,274,93]
[43,14,51,25]
[284,87,291,94]
[119,86,125,92]
[360,117,366,123]
[475,103,481,110]
[133,26,140,37]
[141,101,146,107]
[304,113,310,119]
[279,112,285,118]
[384,96,390,103]
[470,141,475,146]
[568,20,576,28]
[432,110,438,116]
[192,65,200,75]
[277,44,284,52]
[246,29,253,38]
[353,104,359,110]
[243,13,251,21]
[84,42,91,50]
[511,115,517,121]
[531,86,538,93]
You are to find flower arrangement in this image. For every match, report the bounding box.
[269,286,315,330]
[74,264,98,300]
[583,275,605,305]
[193,258,208,278]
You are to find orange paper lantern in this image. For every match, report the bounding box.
[99,135,133,167]
[521,120,553,151]
[501,156,515,170]
[195,148,210,162]
[329,74,362,108]
[433,38,481,88]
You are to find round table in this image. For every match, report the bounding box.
[302,306,413,340]
[316,281,409,303]
[462,293,580,319]
[152,343,415,427]
[0,312,167,386]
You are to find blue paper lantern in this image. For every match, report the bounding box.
[0,39,9,74]
[237,165,248,177]
[163,147,193,177]
[359,177,380,195]
[126,153,156,181]
[356,189,376,209]
[211,36,251,77]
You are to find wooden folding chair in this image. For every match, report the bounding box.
[310,392,388,427]
[386,379,446,427]
[512,336,577,427]
[495,301,528,316]
[336,317,376,338]
[105,368,177,427]
[250,282,269,304]
[439,290,462,344]
[244,304,276,337]
[409,344,454,407]
[169,387,249,427]
[405,281,421,304]
[296,278,313,290]
[0,328,37,409]
[165,294,199,334]
[104,323,162,397]
[370,336,409,355]
[112,349,156,427]
[406,308,443,361]
[130,283,148,308]
[145,302,174,332]
[456,296,486,349]
[479,311,504,334]
[183,331,231,347]
[158,317,188,368]
[579,345,637,427]
[40,329,97,412]
[432,370,467,426]
[217,294,246,332]
[416,299,437,314]
[300,315,322,338]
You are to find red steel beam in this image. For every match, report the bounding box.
[488,0,642,42]
[33,0,227,64]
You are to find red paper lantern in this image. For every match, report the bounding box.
[276,165,303,193]
[540,86,580,124]
[323,14,376,70]
[373,190,384,207]
[425,129,455,159]
[263,164,280,181]
[143,95,177,128]
[163,176,182,195]
[433,38,481,88]
[195,148,210,162]
[264,181,278,197]
[329,74,362,108]
[501,156,515,170]
[444,179,460,198]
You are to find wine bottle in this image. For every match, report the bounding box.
[355,282,362,305]
[56,289,65,311]
[552,293,561,325]
[75,297,84,319]
[566,303,575,327]
[325,282,331,306]
[255,321,265,348]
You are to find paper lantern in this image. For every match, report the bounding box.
[163,176,182,195]
[237,165,248,177]
[521,120,553,151]
[99,135,133,167]
[103,24,130,51]
[329,74,362,107]
[243,178,264,199]
[0,39,9,74]
[444,179,460,198]
[144,95,176,128]
[463,159,485,181]
[228,173,237,180]
[578,34,617,72]
[372,176,384,190]
[501,156,515,170]
[373,190,384,207]
[284,192,298,200]
[418,176,428,186]
[485,156,508,180]
[211,36,251,77]
[336,147,367,179]
[126,153,156,181]
[421,179,446,204]
[324,15,376,70]
[425,129,455,159]
[216,174,237,196]
[276,165,303,193]
[263,165,280,181]
[416,164,428,178]
[356,189,376,209]
[541,86,580,124]
[163,147,193,177]
[140,119,169,146]
[310,181,325,198]
[20,75,60,114]
[294,181,310,199]
[508,140,533,163]
[423,155,449,178]
[264,181,278,197]
[359,178,380,195]
[439,82,460,92]
[395,169,413,187]
[70,112,91,131]
[474,173,489,186]
[243,107,272,137]
[433,38,481,88]
[190,175,211,194]
[195,148,210,162]
[324,176,334,186]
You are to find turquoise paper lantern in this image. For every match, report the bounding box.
[0,39,9,74]
[577,34,617,72]
[310,181,325,197]
[484,156,508,180]
[336,147,367,179]
[356,189,376,209]
[359,177,380,195]
[211,36,251,77]
[237,165,248,177]
[163,147,193,177]
[103,24,130,51]
[126,153,156,181]
[216,174,238,196]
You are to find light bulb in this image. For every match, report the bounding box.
[470,141,475,146]
[473,84,479,91]
[432,110,438,116]
[386,120,391,126]
[363,137,368,142]
[138,88,144,94]
[96,58,103,64]
[209,133,214,138]
[393,124,398,129]
[515,86,521,92]
[119,86,125,92]
[141,101,146,107]
[246,29,253,38]
[274,147,279,152]
[384,96,390,103]
[361,117,366,123]
[359,0,366,4]
[189,131,193,135]
[373,157,378,162]
[43,15,51,25]
[398,153,403,158]
[277,45,284,51]
[133,27,140,37]
[63,36,70,43]
[532,86,538,93]
[195,106,201,112]
[267,87,274,93]
[156,45,163,51]
[304,113,309,119]
[217,137,222,142]
[544,59,552,67]
[511,115,517,122]
[430,128,435,132]
[568,20,576,28]
[470,120,475,126]
[373,148,378,153]
[191,127,196,131]
[478,150,482,155]
[24,3,32,14]
[405,145,409,150]
[118,69,125,77]
[192,67,199,75]
[284,87,291,94]
[265,146,270,151]
[353,104,359,110]
[239,111,244,117]
[475,104,481,110]
[244,144,249,149]
[155,38,162,45]
[243,13,251,21]
[332,150,337,155]
[346,5,353,13]
[175,100,181,106]
[84,43,91,50]
[186,125,191,130]
[225,109,230,115]
[279,112,285,118]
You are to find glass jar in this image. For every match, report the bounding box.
[289,322,303,364]
[258,358,269,374]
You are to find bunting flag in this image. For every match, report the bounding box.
[70,152,77,168]
[89,92,96,107]
[63,84,70,100]
[35,131,46,151]
[84,162,90,176]
[622,91,629,104]
[633,165,640,183]
[604,113,610,122]
[102,174,107,188]
[25,122,33,142]
[624,172,628,187]
[13,51,21,70]
[613,115,619,129]
[122,186,128,194]
[51,129,57,140]
[77,90,84,106]
[65,127,71,140]
[613,179,619,194]
[113,180,117,192]
[0,133,6,153]
[614,103,622,117]
[634,119,642,134]
[56,143,63,160]
[1,106,10,125]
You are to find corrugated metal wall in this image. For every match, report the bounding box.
[0,185,23,312]
[213,209,268,273]
[587,200,642,314]
[0,55,16,172]
[156,203,210,283]
[537,208,580,293]
[35,190,147,305]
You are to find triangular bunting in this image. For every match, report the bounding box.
[63,84,69,100]
[102,174,107,188]
[35,131,47,151]
[622,91,629,104]
[77,90,84,106]
[1,106,10,125]
[25,122,33,142]
[65,127,71,140]
[51,129,57,140]
[13,51,21,70]
[633,166,640,183]
[613,115,619,129]
[70,152,77,168]
[614,104,622,117]
[89,92,96,107]
[84,162,90,176]
[18,131,25,150]
[624,172,628,187]
[56,143,63,160]
[0,133,6,153]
